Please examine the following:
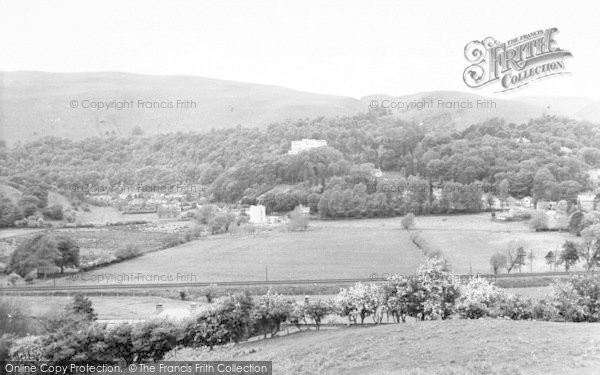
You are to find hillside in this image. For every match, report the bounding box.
[362,91,561,131]
[175,319,600,374]
[577,100,600,123]
[3,72,598,144]
[0,71,364,144]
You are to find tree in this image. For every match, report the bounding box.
[42,205,63,220]
[9,233,59,277]
[0,197,19,227]
[529,211,548,231]
[579,224,600,270]
[401,213,415,230]
[66,294,97,320]
[490,252,507,274]
[560,241,580,271]
[195,204,216,225]
[303,299,330,330]
[54,234,80,273]
[288,206,309,231]
[569,211,585,236]
[516,247,527,273]
[505,241,527,274]
[545,251,556,271]
[527,249,535,273]
[8,233,79,277]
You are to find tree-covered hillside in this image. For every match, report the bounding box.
[1,112,599,222]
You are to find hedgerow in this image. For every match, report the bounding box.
[5,264,600,363]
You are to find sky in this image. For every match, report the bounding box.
[1,0,598,99]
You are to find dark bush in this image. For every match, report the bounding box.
[115,244,142,261]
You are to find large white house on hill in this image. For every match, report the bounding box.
[288,139,327,155]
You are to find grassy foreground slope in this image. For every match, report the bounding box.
[176,319,600,375]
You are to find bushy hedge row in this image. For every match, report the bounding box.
[456,274,600,322]
[4,260,600,364]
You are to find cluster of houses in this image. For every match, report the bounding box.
[490,189,600,228]
[90,191,197,216]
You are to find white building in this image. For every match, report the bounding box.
[288,139,327,155]
[578,192,598,212]
[248,204,267,224]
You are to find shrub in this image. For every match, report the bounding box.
[529,211,548,231]
[0,299,39,336]
[547,276,600,322]
[333,283,383,324]
[251,290,296,337]
[288,206,308,231]
[0,334,15,362]
[42,205,64,220]
[205,284,218,303]
[164,233,185,248]
[183,307,231,350]
[495,294,534,320]
[401,213,415,229]
[132,319,181,362]
[208,212,236,234]
[532,297,559,321]
[456,277,508,319]
[66,294,98,321]
[303,299,330,330]
[8,335,46,361]
[184,292,255,349]
[407,258,459,319]
[550,280,586,322]
[103,324,135,364]
[115,244,142,261]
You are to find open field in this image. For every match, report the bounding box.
[175,319,600,375]
[0,295,200,320]
[46,224,424,285]
[412,214,574,274]
[76,206,159,224]
[19,213,582,287]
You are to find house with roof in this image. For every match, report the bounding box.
[577,192,599,212]
[520,196,533,208]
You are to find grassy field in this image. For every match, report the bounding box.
[38,213,583,286]
[49,223,424,285]
[411,214,574,274]
[76,206,159,225]
[1,295,200,320]
[174,319,600,374]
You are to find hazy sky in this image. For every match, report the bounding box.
[1,0,598,99]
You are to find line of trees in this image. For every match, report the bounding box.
[489,224,600,274]
[2,114,599,222]
[4,259,600,364]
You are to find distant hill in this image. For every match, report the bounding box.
[576,100,600,123]
[0,71,364,144]
[361,91,562,131]
[2,72,598,144]
[516,96,596,118]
